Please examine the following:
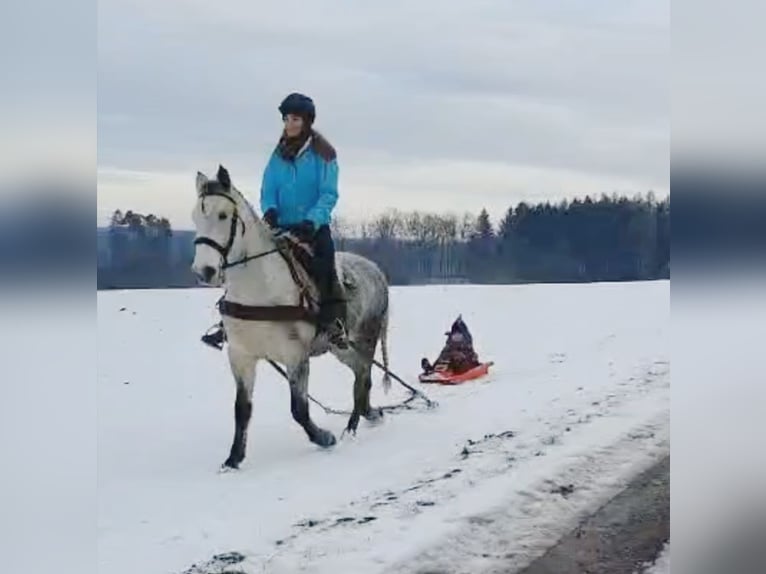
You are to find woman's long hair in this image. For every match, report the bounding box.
[276,127,336,162]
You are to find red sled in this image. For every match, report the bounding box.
[419,361,494,385]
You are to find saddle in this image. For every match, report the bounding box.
[273,232,351,324]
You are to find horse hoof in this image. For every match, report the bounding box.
[364,407,384,423]
[315,429,337,448]
[221,459,240,472]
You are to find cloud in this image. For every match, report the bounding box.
[97,0,669,225]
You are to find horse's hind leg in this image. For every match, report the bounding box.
[223,347,257,470]
[287,358,336,448]
[345,342,383,435]
[349,367,384,434]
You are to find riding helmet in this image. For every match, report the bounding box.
[278,92,316,124]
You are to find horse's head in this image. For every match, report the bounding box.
[191,165,249,286]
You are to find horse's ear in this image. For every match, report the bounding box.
[196,171,208,195]
[217,164,231,190]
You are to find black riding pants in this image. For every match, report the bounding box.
[308,225,336,304]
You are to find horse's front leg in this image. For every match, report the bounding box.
[287,358,336,448]
[222,346,257,470]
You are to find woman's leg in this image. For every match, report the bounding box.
[310,225,347,345]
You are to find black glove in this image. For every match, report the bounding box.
[263,208,278,229]
[295,220,316,242]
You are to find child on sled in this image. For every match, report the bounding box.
[421,315,481,376]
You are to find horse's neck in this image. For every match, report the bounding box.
[224,206,298,306]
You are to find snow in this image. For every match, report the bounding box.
[671,276,766,573]
[2,293,96,574]
[640,542,670,573]
[97,280,669,574]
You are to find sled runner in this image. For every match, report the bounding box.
[419,361,494,384]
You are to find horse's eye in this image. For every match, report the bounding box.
[218,212,228,221]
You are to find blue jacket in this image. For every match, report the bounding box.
[259,144,339,228]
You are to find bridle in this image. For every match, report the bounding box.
[193,189,280,270]
[194,191,279,269]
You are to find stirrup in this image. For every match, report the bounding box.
[201,324,225,350]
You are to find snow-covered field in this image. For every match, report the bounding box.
[97,280,669,574]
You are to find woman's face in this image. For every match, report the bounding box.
[283,113,305,138]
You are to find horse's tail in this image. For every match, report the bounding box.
[379,304,392,394]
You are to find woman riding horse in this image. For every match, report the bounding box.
[202,92,346,348]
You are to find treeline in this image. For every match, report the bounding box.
[109,209,172,235]
[96,192,670,289]
[334,192,669,284]
[98,209,197,289]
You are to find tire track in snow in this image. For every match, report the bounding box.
[180,358,668,574]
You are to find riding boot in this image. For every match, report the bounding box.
[201,321,226,350]
[317,276,348,348]
[311,225,348,348]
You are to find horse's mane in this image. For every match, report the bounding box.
[202,166,277,249]
[226,184,256,222]
[225,183,274,243]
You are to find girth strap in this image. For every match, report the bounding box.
[218,299,318,323]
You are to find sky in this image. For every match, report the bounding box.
[1,0,94,190]
[97,0,669,229]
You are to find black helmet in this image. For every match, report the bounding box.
[278,93,316,124]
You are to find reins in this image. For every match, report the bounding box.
[221,248,281,270]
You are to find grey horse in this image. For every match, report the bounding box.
[191,165,392,470]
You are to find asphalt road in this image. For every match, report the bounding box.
[515,455,670,574]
